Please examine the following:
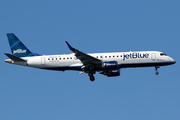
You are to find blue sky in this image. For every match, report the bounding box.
[0,0,179,120]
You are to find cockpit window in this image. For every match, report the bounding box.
[160,53,167,56]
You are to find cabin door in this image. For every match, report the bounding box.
[151,53,156,61]
[41,57,46,65]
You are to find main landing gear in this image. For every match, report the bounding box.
[155,66,159,75]
[88,71,95,82]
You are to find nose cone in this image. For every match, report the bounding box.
[170,58,176,64]
[173,59,176,64]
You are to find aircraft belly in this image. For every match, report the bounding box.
[119,61,174,68]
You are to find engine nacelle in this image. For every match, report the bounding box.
[102,61,118,70]
[100,69,120,77]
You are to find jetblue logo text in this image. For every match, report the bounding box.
[13,49,27,54]
[123,53,149,60]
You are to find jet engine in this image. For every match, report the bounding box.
[102,61,118,69]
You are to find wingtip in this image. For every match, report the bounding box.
[65,41,75,51]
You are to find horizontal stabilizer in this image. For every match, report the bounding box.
[4,53,26,62]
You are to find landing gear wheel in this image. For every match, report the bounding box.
[155,71,159,75]
[88,70,96,82]
[155,66,159,75]
[90,76,95,81]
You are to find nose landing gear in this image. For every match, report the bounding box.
[155,66,159,75]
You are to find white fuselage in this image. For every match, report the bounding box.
[5,51,176,71]
[5,33,176,81]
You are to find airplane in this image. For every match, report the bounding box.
[4,33,176,81]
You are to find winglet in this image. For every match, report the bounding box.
[65,41,76,51]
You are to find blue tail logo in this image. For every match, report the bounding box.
[7,33,40,57]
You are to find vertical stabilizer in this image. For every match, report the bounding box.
[7,33,39,57]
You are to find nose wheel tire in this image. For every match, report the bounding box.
[155,71,159,75]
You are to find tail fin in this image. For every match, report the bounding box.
[7,33,40,57]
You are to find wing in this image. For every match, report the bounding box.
[65,41,102,67]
